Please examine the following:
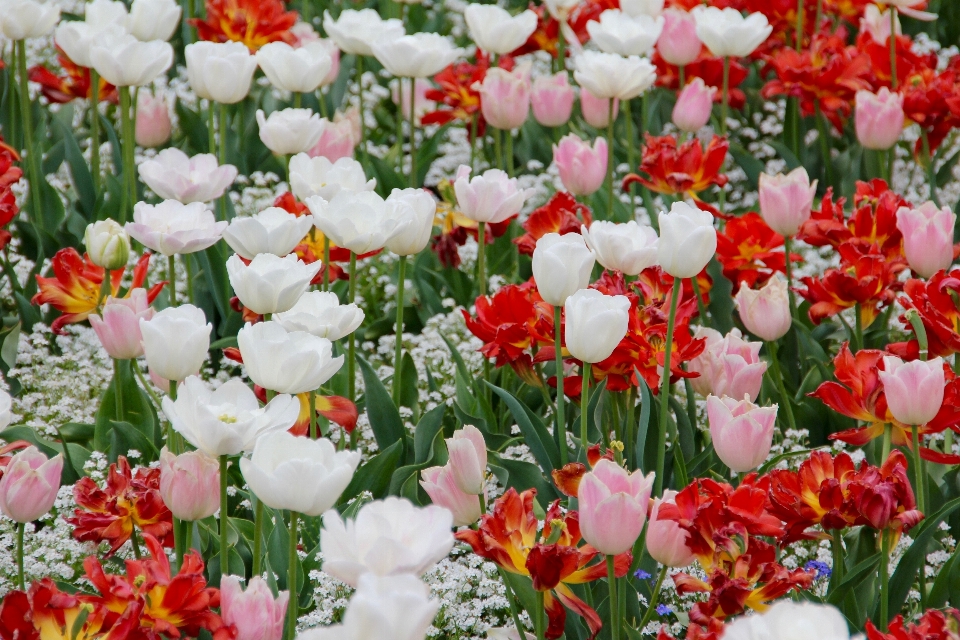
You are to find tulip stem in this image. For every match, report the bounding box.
[535,590,546,640]
[636,565,667,633]
[922,130,940,207]
[348,251,357,449]
[393,255,407,407]
[889,9,898,91]
[795,0,804,51]
[207,101,216,155]
[815,105,834,190]
[322,236,331,291]
[218,102,228,221]
[498,568,528,637]
[119,86,137,225]
[505,132,514,178]
[606,99,615,220]
[356,56,366,160]
[624,98,637,216]
[720,56,729,138]
[113,358,125,421]
[828,529,844,595]
[16,521,24,590]
[911,425,927,514]
[783,236,798,320]
[287,510,299,640]
[854,303,863,351]
[606,555,619,640]
[130,526,142,558]
[409,77,417,187]
[252,497,264,577]
[293,92,302,109]
[308,390,318,439]
[167,254,177,307]
[90,69,101,194]
[655,278,681,496]
[219,454,229,581]
[554,305,568,465]
[581,362,591,452]
[881,423,892,462]
[765,341,796,432]
[16,40,43,234]
[879,529,890,630]
[477,222,487,297]
[692,277,708,325]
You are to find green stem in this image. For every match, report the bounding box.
[815,105,834,190]
[624,98,636,215]
[922,130,940,207]
[133,362,162,410]
[8,44,17,149]
[219,454,229,580]
[554,305,567,465]
[505,132,514,177]
[854,303,863,351]
[494,127,503,170]
[293,92,302,109]
[287,511,299,640]
[692,277,708,325]
[535,590,546,640]
[252,497,264,577]
[309,390,318,439]
[911,425,926,514]
[356,56,366,160]
[655,278,682,496]
[581,362,591,452]
[218,102,228,220]
[828,529,844,595]
[636,565,668,633]
[606,98,615,220]
[392,255,407,406]
[477,222,487,297]
[783,236,798,320]
[889,9,898,91]
[17,40,43,231]
[167,254,177,307]
[90,69,101,194]
[766,341,797,432]
[606,555,619,640]
[348,252,357,448]
[881,423,891,462]
[408,77,417,187]
[16,521,24,590]
[322,236,330,291]
[113,358,125,419]
[130,526,142,558]
[498,569,528,637]
[879,530,890,630]
[720,56,729,137]
[208,100,216,154]
[119,86,136,224]
[795,0,804,51]
[185,255,195,305]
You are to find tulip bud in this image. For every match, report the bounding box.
[672,77,715,133]
[445,425,487,495]
[322,9,404,57]
[532,73,576,128]
[139,304,212,383]
[135,89,172,148]
[0,446,63,523]
[84,219,131,270]
[691,6,772,59]
[221,575,289,640]
[657,201,716,279]
[372,33,461,79]
[186,41,258,104]
[553,134,607,196]
[274,291,365,341]
[465,5,538,56]
[383,188,438,256]
[724,601,852,640]
[646,491,695,567]
[734,278,792,342]
[90,289,155,360]
[90,34,174,88]
[222,207,315,260]
[138,148,238,204]
[581,220,658,275]
[307,190,399,255]
[420,465,482,527]
[564,289,631,364]
[126,200,228,256]
[257,108,325,157]
[758,167,817,237]
[578,459,654,555]
[127,0,181,42]
[687,327,767,402]
[159,448,220,521]
[586,10,664,57]
[855,88,905,151]
[878,356,945,426]
[706,395,777,473]
[256,41,334,94]
[227,253,322,316]
[574,51,657,101]
[896,201,956,279]
[657,9,701,67]
[580,89,619,128]
[478,63,532,131]
[308,118,357,162]
[237,321,344,395]
[391,78,435,126]
[532,233,596,306]
[453,166,534,224]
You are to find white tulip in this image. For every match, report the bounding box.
[0,0,60,40]
[186,41,258,104]
[656,201,717,279]
[691,6,772,58]
[227,253,321,315]
[0,389,11,430]
[125,200,227,256]
[257,108,325,156]
[237,321,344,394]
[724,601,849,640]
[565,289,631,364]
[139,305,212,382]
[587,10,664,57]
[573,51,657,100]
[137,148,238,204]
[84,219,131,270]
[372,33,461,78]
[620,0,664,16]
[465,5,538,56]
[127,0,181,41]
[307,191,401,255]
[532,233,596,306]
[90,34,173,87]
[581,220,658,276]
[384,188,437,256]
[322,9,404,57]
[288,154,376,202]
[55,0,127,69]
[256,41,333,94]
[222,207,314,259]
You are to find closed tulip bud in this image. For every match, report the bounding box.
[707,395,777,472]
[878,356,945,425]
[373,33,461,79]
[578,459,654,555]
[580,89,619,128]
[84,219,130,270]
[135,89,172,148]
[256,41,333,94]
[0,0,60,40]
[138,148,238,204]
[0,446,63,523]
[452,166,535,224]
[308,118,358,162]
[855,88,905,151]
[581,220,658,275]
[289,154,375,201]
[465,5,538,56]
[186,41,258,105]
[90,34,174,87]
[445,425,487,495]
[896,201,956,279]
[307,190,400,255]
[159,448,219,521]
[564,289,630,364]
[586,10,664,57]
[478,63,532,131]
[758,167,817,237]
[275,291,364,341]
[221,576,288,640]
[724,601,850,640]
[420,465,482,527]
[222,207,315,260]
[320,497,454,586]
[392,78,435,125]
[532,233,596,306]
[657,201,716,279]
[126,201,228,256]
[672,77,716,133]
[127,0,181,41]
[687,327,767,402]
[384,188,437,256]
[140,305,212,382]
[691,6,772,58]
[89,289,154,360]
[734,278,792,342]
[227,253,321,316]
[238,321,344,394]
[532,73,575,127]
[322,9,404,57]
[554,134,607,196]
[574,51,657,100]
[646,491,695,567]
[257,108,324,157]
[657,9,701,67]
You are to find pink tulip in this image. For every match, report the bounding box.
[135,89,172,149]
[420,464,482,527]
[0,446,63,523]
[531,72,575,127]
[577,459,654,555]
[320,40,341,86]
[896,201,956,279]
[453,165,534,224]
[706,395,777,473]
[878,356,945,426]
[580,89,619,128]
[855,88,904,151]
[446,425,487,495]
[758,167,817,237]
[859,5,899,46]
[688,327,767,402]
[477,63,532,131]
[149,367,171,394]
[657,9,701,67]
[308,117,356,162]
[646,491,695,567]
[672,77,715,133]
[221,575,289,640]
[554,134,608,196]
[89,288,155,360]
[392,78,436,126]
[159,448,220,522]
[734,278,792,342]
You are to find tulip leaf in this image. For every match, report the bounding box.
[414,404,446,464]
[486,381,560,472]
[826,552,880,610]
[108,420,159,461]
[768,140,802,171]
[415,123,450,188]
[399,352,420,421]
[55,119,95,219]
[928,546,960,608]
[174,100,211,156]
[337,440,404,507]
[93,359,159,459]
[357,356,407,455]
[490,455,558,501]
[0,425,90,483]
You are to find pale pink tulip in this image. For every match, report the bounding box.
[855,88,904,151]
[688,328,767,402]
[706,395,777,473]
[135,89,172,148]
[420,465,482,527]
[308,117,356,162]
[758,167,817,236]
[221,575,289,640]
[672,77,715,133]
[159,448,220,521]
[453,165,534,224]
[531,72,575,127]
[554,134,607,196]
[477,63,532,131]
[446,425,487,495]
[580,89,619,128]
[657,9,701,67]
[578,459,654,555]
[734,278,792,342]
[896,201,955,279]
[646,491,695,567]
[0,446,63,523]
[89,288,155,360]
[859,5,899,45]
[878,356,945,426]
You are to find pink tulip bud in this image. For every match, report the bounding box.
[578,459,654,556]
[445,425,487,495]
[688,328,767,402]
[580,89,619,128]
[477,63,532,131]
[308,117,357,162]
[758,167,817,237]
[672,77,715,133]
[707,395,777,473]
[855,88,904,151]
[896,201,956,279]
[159,448,220,522]
[89,288,155,360]
[221,575,289,640]
[658,9,701,67]
[553,134,608,196]
[859,5,900,45]
[420,464,482,527]
[0,446,63,523]
[878,356,945,426]
[734,278,792,342]
[531,72,575,127]
[646,491,695,567]
[392,78,436,126]
[135,89,172,149]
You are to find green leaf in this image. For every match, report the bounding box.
[729,143,765,190]
[414,404,446,464]
[768,140,802,171]
[399,352,420,420]
[338,440,404,505]
[416,123,450,186]
[635,375,652,466]
[826,552,880,607]
[486,382,560,472]
[93,359,158,460]
[757,449,812,475]
[357,356,407,454]
[928,546,960,608]
[55,119,96,218]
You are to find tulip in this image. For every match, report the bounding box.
[163,376,299,456]
[307,190,400,255]
[531,73,576,127]
[586,10,664,57]
[126,201,228,256]
[707,394,777,473]
[578,459,654,555]
[237,321,344,394]
[322,9,404,57]
[384,188,437,256]
[554,135,608,196]
[90,34,174,87]
[620,0,664,16]
[256,41,333,94]
[453,166,534,225]
[84,0,129,26]
[477,64,532,131]
[0,389,12,430]
[758,167,817,237]
[672,78,716,133]
[0,446,63,523]
[392,78,435,126]
[860,4,900,45]
[687,327,767,402]
[724,601,850,640]
[580,90,619,128]
[734,278,792,342]
[896,201,956,279]
[227,253,321,316]
[256,108,324,157]
[55,18,126,70]
[139,304,212,383]
[657,9,701,67]
[320,497,454,586]
[221,576,289,640]
[581,220,658,275]
[532,233,596,307]
[545,0,579,22]
[308,118,358,162]
[373,33,461,79]
[445,425,487,495]
[855,88,905,151]
[646,491,695,567]
[274,291,365,341]
[691,6,772,58]
[127,0,181,41]
[420,465,482,527]
[879,356,945,426]
[159,448,220,521]
[138,148,239,204]
[185,41,259,105]
[465,5,538,55]
[222,207,315,260]
[84,219,130,270]
[135,89,172,148]
[89,289,155,360]
[657,201,716,279]
[0,0,60,40]
[564,289,630,364]
[289,154,375,202]
[574,51,657,101]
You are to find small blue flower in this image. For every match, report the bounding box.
[804,560,831,581]
[634,569,652,580]
[656,604,672,616]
